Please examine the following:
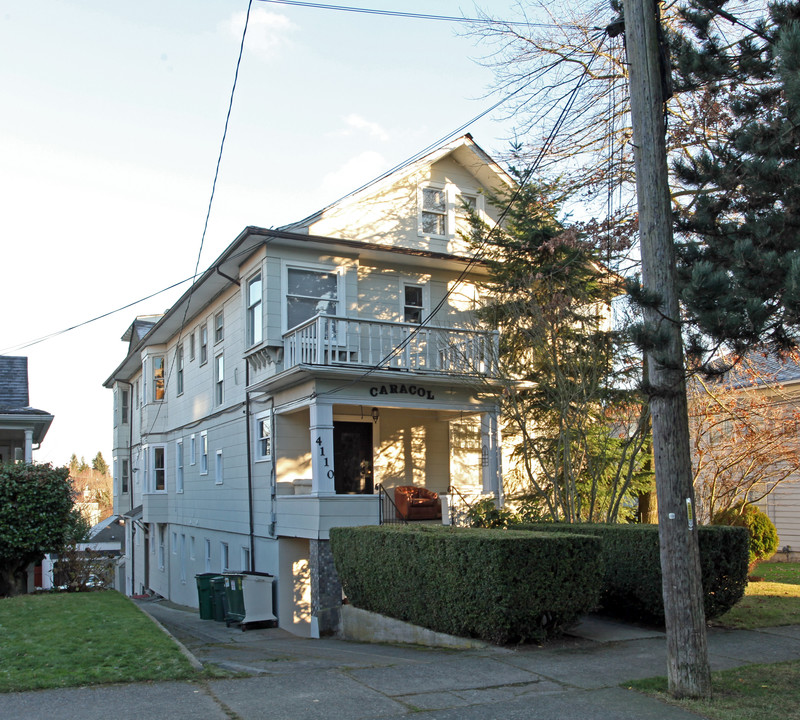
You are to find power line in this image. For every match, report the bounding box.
[256,0,577,29]
[0,276,194,356]
[318,31,608,398]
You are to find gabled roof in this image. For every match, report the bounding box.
[281,134,515,233]
[104,135,507,387]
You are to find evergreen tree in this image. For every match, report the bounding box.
[68,453,79,475]
[469,171,652,522]
[92,452,108,475]
[672,0,800,358]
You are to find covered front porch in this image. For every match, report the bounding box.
[270,377,501,536]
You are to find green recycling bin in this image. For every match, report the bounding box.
[210,575,228,622]
[195,573,220,620]
[223,573,246,626]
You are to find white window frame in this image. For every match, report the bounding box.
[253,410,272,462]
[220,542,229,573]
[199,324,208,365]
[172,531,178,555]
[418,183,447,237]
[204,538,211,572]
[200,431,208,475]
[401,281,429,324]
[176,343,184,396]
[190,535,196,560]
[214,353,224,406]
[158,525,166,571]
[152,444,167,493]
[246,272,263,347]
[189,331,196,361]
[180,534,187,584]
[121,389,129,425]
[282,261,344,333]
[215,449,223,485]
[176,439,184,493]
[417,183,485,238]
[152,355,165,402]
[241,546,251,572]
[190,434,196,466]
[121,457,129,494]
[214,310,224,345]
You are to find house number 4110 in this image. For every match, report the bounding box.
[316,436,335,479]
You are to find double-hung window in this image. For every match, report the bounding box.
[152,356,165,402]
[214,311,224,344]
[176,439,184,493]
[200,325,208,365]
[254,411,272,461]
[214,354,224,406]
[286,267,338,330]
[176,344,184,396]
[420,186,447,236]
[200,432,208,475]
[189,332,196,361]
[247,273,263,347]
[153,446,166,492]
[121,390,129,425]
[403,284,424,324]
[121,458,129,494]
[190,434,196,465]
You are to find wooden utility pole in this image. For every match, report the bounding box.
[622,0,712,699]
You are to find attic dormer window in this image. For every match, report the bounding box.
[421,187,447,236]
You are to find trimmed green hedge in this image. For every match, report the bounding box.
[516,523,749,623]
[330,525,603,644]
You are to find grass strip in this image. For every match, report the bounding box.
[626,659,800,720]
[0,591,202,692]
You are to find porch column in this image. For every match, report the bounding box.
[480,410,501,499]
[309,400,336,495]
[24,429,33,463]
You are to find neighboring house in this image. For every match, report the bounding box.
[693,354,800,559]
[0,356,53,464]
[105,135,512,637]
[40,514,126,590]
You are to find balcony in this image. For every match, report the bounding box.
[283,315,497,376]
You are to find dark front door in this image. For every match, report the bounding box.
[333,422,374,494]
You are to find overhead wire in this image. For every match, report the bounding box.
[256,0,588,29]
[5,24,593,358]
[317,29,608,399]
[144,0,254,439]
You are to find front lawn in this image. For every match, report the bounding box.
[712,563,800,629]
[0,591,202,692]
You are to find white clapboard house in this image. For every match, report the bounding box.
[105,135,512,637]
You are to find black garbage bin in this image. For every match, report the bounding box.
[195,573,220,620]
[211,575,228,622]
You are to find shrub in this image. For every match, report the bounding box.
[516,523,749,624]
[330,525,603,644]
[712,503,779,565]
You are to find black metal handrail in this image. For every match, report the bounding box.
[376,483,407,525]
[446,484,473,526]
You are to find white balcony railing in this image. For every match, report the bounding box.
[283,315,497,376]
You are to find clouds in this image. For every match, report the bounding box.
[318,150,388,201]
[338,113,390,141]
[226,8,298,60]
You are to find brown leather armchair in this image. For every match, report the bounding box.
[394,485,442,521]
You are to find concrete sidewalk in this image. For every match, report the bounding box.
[5,599,800,720]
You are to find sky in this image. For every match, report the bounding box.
[0,0,570,467]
